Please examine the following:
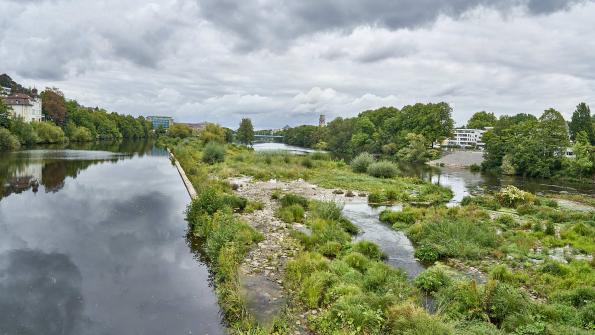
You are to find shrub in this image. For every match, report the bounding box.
[437,280,485,321]
[469,164,481,172]
[483,281,529,328]
[32,121,66,143]
[387,302,454,335]
[318,241,343,258]
[351,152,375,173]
[414,267,452,293]
[202,142,225,164]
[0,128,20,151]
[352,240,385,261]
[300,271,338,308]
[544,199,559,208]
[553,287,595,308]
[221,194,248,211]
[279,193,309,209]
[380,207,423,227]
[580,302,595,328]
[545,221,555,235]
[277,204,305,223]
[496,185,534,208]
[517,204,538,215]
[69,126,94,142]
[312,294,386,334]
[415,245,439,264]
[367,161,399,178]
[342,252,370,273]
[489,265,515,283]
[368,191,387,204]
[461,195,501,210]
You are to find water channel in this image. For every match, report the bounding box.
[0,141,224,335]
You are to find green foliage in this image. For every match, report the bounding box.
[202,142,225,164]
[495,214,516,228]
[279,193,309,209]
[398,133,431,163]
[380,207,424,228]
[461,195,501,210]
[0,127,20,151]
[569,103,594,143]
[407,207,498,261]
[198,123,228,144]
[167,124,194,139]
[414,267,452,293]
[0,99,10,128]
[277,204,305,223]
[9,118,39,145]
[387,302,454,335]
[67,124,94,142]
[352,240,385,261]
[367,161,399,178]
[351,152,375,173]
[415,245,440,264]
[496,185,534,208]
[236,118,254,145]
[31,121,66,143]
[467,111,498,129]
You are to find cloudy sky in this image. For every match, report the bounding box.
[1,0,594,128]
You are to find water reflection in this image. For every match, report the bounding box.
[0,141,224,335]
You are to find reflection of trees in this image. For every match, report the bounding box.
[0,140,155,201]
[0,249,86,335]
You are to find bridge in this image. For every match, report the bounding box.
[254,134,285,143]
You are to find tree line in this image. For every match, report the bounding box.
[282,102,454,162]
[0,86,152,151]
[481,103,594,180]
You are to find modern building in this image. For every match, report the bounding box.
[442,128,487,148]
[146,116,174,129]
[2,93,43,122]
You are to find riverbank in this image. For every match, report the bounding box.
[166,137,594,334]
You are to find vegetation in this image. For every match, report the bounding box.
[282,103,454,160]
[0,127,20,151]
[466,111,498,129]
[482,105,594,181]
[237,118,255,146]
[350,152,375,173]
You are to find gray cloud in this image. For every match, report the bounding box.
[197,0,587,50]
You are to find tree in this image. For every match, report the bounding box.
[398,133,431,163]
[41,88,67,127]
[0,99,10,128]
[168,124,194,139]
[569,103,594,144]
[237,118,254,145]
[467,111,497,129]
[564,131,594,178]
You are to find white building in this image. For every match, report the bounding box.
[2,93,43,122]
[443,128,487,148]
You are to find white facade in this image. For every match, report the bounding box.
[443,128,487,148]
[3,93,42,122]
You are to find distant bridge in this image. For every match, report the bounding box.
[254,134,285,143]
[254,134,284,139]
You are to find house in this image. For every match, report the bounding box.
[146,116,174,129]
[442,128,487,149]
[2,93,43,122]
[0,87,10,96]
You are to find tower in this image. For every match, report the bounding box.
[319,114,326,127]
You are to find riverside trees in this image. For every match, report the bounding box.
[237,118,254,145]
[283,102,454,161]
[482,106,594,180]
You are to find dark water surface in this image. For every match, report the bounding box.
[0,142,224,335]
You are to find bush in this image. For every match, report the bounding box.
[318,241,343,258]
[387,302,454,335]
[483,281,529,328]
[0,128,20,151]
[461,195,501,210]
[69,126,94,142]
[221,194,248,211]
[352,240,385,261]
[202,142,225,164]
[367,161,399,178]
[368,191,387,204]
[342,252,370,273]
[32,121,66,143]
[517,204,538,215]
[279,193,309,209]
[300,271,338,308]
[380,208,423,227]
[415,245,439,264]
[277,204,305,223]
[469,164,481,172]
[351,152,375,173]
[496,185,534,208]
[414,267,452,293]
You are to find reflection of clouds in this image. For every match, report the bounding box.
[0,249,86,335]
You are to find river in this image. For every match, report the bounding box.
[0,141,224,335]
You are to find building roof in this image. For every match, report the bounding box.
[3,93,33,106]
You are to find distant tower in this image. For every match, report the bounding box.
[319,114,326,127]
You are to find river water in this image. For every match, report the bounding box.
[0,142,224,335]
